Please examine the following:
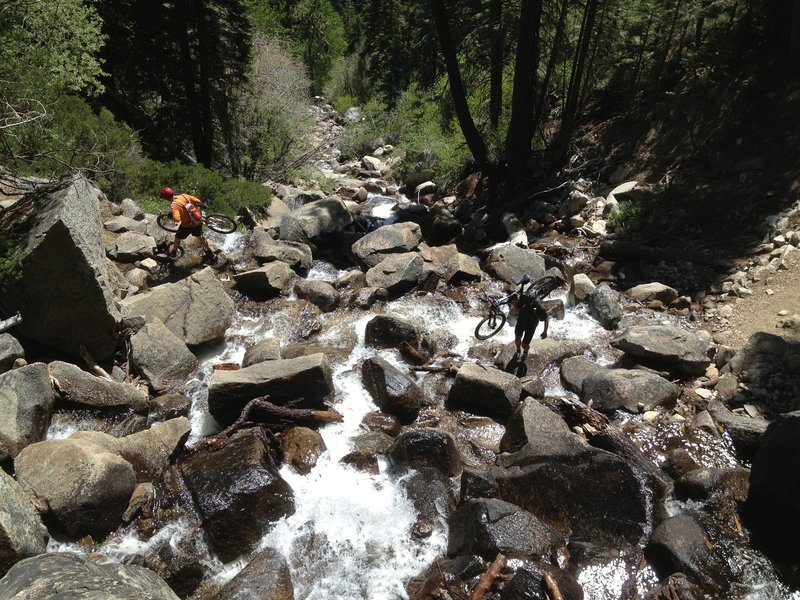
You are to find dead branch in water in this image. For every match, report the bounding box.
[543,571,564,600]
[0,312,22,334]
[468,553,506,600]
[79,344,114,382]
[207,395,343,447]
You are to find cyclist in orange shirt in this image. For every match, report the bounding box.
[160,186,214,262]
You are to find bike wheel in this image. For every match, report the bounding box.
[474,311,507,340]
[531,275,560,299]
[205,214,236,234]
[156,212,179,232]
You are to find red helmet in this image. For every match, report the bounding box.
[160,186,174,198]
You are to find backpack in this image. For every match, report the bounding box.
[174,195,203,226]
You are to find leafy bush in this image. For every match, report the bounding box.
[0,231,22,293]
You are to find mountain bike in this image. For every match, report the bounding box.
[474,274,562,340]
[156,206,237,234]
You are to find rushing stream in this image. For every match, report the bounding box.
[45,225,799,599]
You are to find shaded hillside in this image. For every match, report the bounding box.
[568,51,800,260]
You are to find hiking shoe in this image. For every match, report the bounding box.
[203,250,215,263]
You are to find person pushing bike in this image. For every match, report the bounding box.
[160,186,215,262]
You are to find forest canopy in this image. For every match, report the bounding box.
[0,0,797,202]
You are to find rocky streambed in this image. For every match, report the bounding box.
[1,128,800,600]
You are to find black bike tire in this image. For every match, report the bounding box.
[531,275,559,299]
[474,312,507,340]
[205,214,236,234]
[156,212,180,232]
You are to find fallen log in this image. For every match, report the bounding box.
[0,312,22,334]
[542,571,564,600]
[468,553,506,600]
[208,395,343,446]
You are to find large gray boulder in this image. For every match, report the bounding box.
[250,228,313,274]
[233,262,295,296]
[48,361,147,410]
[418,243,481,285]
[365,252,423,295]
[352,222,422,268]
[5,175,126,359]
[294,279,340,312]
[279,196,353,243]
[180,428,295,563]
[588,283,623,329]
[0,363,55,461]
[387,428,463,477]
[496,339,589,379]
[0,333,24,374]
[120,267,235,346]
[448,363,522,418]
[14,437,137,538]
[484,244,546,285]
[69,417,191,483]
[0,469,48,577]
[499,398,588,457]
[0,553,179,599]
[112,231,156,262]
[208,354,335,426]
[581,368,679,414]
[611,324,713,375]
[129,319,199,392]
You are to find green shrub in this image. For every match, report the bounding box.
[0,232,22,292]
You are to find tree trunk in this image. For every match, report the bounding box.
[553,0,600,163]
[194,1,214,167]
[792,0,800,65]
[175,1,208,167]
[532,0,569,134]
[505,0,544,180]
[430,0,490,168]
[489,0,503,130]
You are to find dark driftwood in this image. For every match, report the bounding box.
[468,553,506,600]
[560,398,672,491]
[0,312,21,334]
[543,571,564,600]
[208,396,343,446]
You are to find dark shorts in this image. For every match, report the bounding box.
[175,224,203,239]
[515,314,540,344]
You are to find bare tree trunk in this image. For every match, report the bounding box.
[532,0,569,133]
[505,0,544,180]
[0,312,21,334]
[430,0,490,168]
[553,0,600,163]
[489,0,503,130]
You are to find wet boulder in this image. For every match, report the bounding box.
[0,333,25,374]
[400,467,456,525]
[581,368,679,414]
[675,467,750,502]
[559,356,602,394]
[351,221,422,267]
[500,565,584,600]
[387,428,463,477]
[484,244,547,286]
[69,417,191,483]
[120,267,235,346]
[217,547,294,600]
[340,449,380,474]
[148,392,192,421]
[48,361,147,411]
[180,428,295,563]
[365,315,420,350]
[588,283,623,330]
[643,574,705,600]
[746,410,800,557]
[448,363,522,418]
[499,398,588,457]
[361,355,424,423]
[250,229,313,274]
[611,324,713,376]
[0,553,179,599]
[0,469,48,577]
[129,319,199,392]
[448,498,564,561]
[14,437,137,539]
[645,513,731,594]
[5,175,126,360]
[279,196,353,244]
[361,411,402,437]
[428,205,463,246]
[233,262,295,296]
[492,449,656,549]
[294,279,340,312]
[242,336,282,367]
[0,363,55,461]
[208,353,334,427]
[365,252,424,295]
[282,426,326,474]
